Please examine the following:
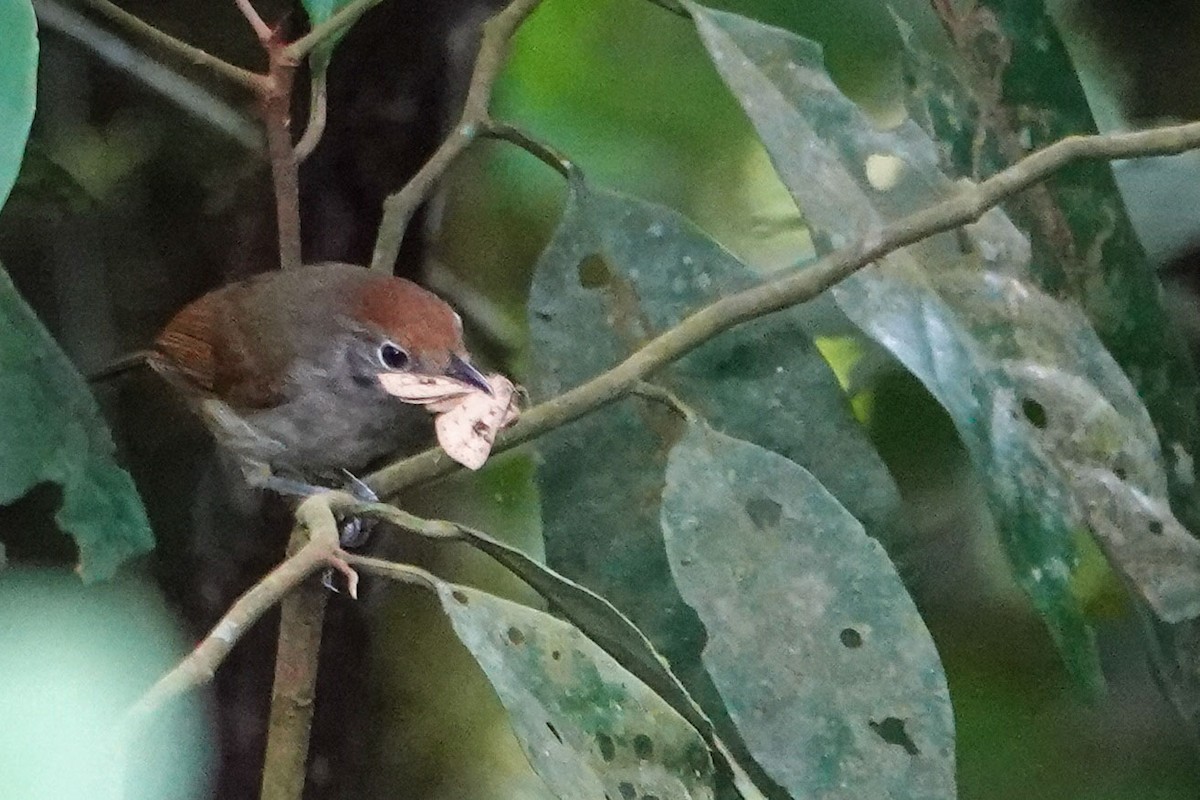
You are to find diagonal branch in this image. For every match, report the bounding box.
[369,0,545,272]
[364,118,1200,498]
[81,0,264,92]
[119,495,347,731]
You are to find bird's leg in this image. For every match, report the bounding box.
[241,461,372,596]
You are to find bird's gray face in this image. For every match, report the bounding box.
[336,325,491,398]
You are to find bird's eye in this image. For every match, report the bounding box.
[377,341,410,370]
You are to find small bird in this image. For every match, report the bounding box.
[147,262,492,496]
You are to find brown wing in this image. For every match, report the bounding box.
[149,284,286,410]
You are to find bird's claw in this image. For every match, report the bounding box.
[335,469,379,548]
[321,550,359,599]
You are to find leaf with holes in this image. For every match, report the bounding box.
[0,0,36,210]
[528,174,911,707]
[433,581,716,800]
[688,1,1200,695]
[662,423,955,800]
[0,268,154,580]
[890,0,1200,536]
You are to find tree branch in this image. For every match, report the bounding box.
[80,0,264,92]
[364,118,1200,498]
[260,521,332,800]
[369,0,546,271]
[120,495,347,730]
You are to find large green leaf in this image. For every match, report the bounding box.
[662,424,955,800]
[0,268,154,580]
[528,175,910,708]
[431,580,716,800]
[0,0,37,210]
[890,0,1200,535]
[687,2,1200,694]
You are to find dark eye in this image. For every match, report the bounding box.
[377,341,410,370]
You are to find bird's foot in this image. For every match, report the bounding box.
[321,549,360,599]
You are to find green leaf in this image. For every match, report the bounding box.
[529,175,911,677]
[890,0,1200,537]
[0,268,154,580]
[682,2,1200,694]
[0,0,37,210]
[527,180,915,791]
[438,520,767,798]
[299,0,354,69]
[662,424,955,799]
[431,580,716,800]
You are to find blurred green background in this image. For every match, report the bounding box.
[4,0,1200,798]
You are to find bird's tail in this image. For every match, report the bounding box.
[86,350,151,384]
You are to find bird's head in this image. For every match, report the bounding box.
[348,274,492,398]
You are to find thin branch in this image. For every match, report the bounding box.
[369,0,545,271]
[234,0,274,45]
[81,0,264,92]
[630,380,700,423]
[285,0,385,61]
[481,121,574,178]
[293,66,329,162]
[35,0,263,151]
[365,118,1200,498]
[120,495,346,730]
[344,553,441,590]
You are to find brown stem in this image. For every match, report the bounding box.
[260,43,303,270]
[260,525,331,800]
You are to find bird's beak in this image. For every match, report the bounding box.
[444,354,493,396]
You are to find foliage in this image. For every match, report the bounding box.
[4,0,1200,798]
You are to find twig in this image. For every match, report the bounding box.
[35,0,262,151]
[630,380,700,422]
[344,553,440,590]
[80,0,264,92]
[365,117,1200,498]
[369,0,545,271]
[284,0,386,61]
[293,66,329,162]
[234,0,273,45]
[120,495,346,729]
[481,121,574,178]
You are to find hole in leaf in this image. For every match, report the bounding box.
[1149,519,1164,535]
[869,717,919,755]
[579,254,613,289]
[1021,397,1047,429]
[546,722,562,743]
[633,734,654,760]
[618,783,637,800]
[507,626,525,645]
[451,590,469,605]
[745,496,782,530]
[597,733,616,762]
[840,627,863,648]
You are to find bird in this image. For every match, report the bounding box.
[147,261,493,499]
